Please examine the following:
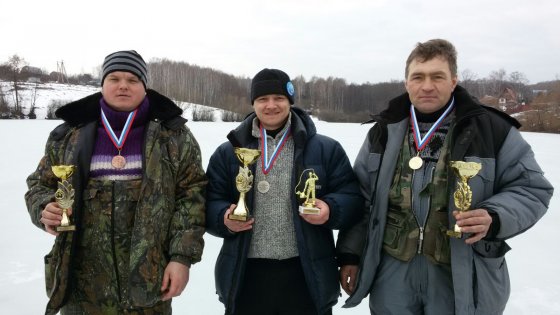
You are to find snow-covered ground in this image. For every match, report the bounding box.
[0,82,558,314]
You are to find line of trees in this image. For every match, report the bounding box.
[1,54,559,132]
[147,59,405,122]
[148,59,251,115]
[147,59,557,124]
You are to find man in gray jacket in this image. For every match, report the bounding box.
[336,39,553,315]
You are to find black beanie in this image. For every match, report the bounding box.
[101,50,148,88]
[250,68,295,105]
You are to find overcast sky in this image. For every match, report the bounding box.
[3,0,559,84]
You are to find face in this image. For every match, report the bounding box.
[405,57,458,114]
[253,94,291,130]
[102,71,146,112]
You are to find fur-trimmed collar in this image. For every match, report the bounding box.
[55,89,184,127]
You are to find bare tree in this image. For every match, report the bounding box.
[460,69,482,96]
[509,71,529,85]
[488,68,507,96]
[6,55,27,117]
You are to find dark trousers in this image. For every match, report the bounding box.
[234,257,332,315]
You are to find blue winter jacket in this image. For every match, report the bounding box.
[206,107,363,314]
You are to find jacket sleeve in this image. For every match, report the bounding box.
[336,133,374,264]
[169,128,208,266]
[477,127,553,240]
[25,129,63,230]
[321,140,364,230]
[205,144,239,238]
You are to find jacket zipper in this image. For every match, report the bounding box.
[411,165,436,254]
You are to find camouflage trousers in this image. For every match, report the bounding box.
[61,179,171,315]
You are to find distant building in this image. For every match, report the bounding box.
[498,87,521,107]
[532,89,548,95]
[20,66,43,76]
[481,87,527,114]
[20,66,45,83]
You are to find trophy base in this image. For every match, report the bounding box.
[299,205,320,215]
[56,225,76,232]
[228,214,252,222]
[446,224,462,238]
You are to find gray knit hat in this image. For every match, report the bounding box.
[101,50,148,87]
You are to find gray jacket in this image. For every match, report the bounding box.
[336,87,553,315]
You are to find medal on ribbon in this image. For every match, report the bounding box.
[258,124,290,193]
[409,97,455,170]
[101,108,137,169]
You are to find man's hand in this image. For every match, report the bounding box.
[161,261,190,301]
[39,202,72,236]
[224,204,254,233]
[339,265,358,295]
[300,199,330,225]
[454,208,492,245]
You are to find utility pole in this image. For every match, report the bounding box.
[56,60,68,84]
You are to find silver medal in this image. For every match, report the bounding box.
[257,180,270,193]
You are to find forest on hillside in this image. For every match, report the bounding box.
[1,54,559,133]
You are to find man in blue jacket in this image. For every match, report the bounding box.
[206,68,363,315]
[336,39,553,314]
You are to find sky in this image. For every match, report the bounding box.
[2,0,560,83]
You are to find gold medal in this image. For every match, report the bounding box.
[257,180,270,193]
[408,155,423,170]
[112,155,126,169]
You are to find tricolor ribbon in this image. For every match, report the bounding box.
[260,124,291,175]
[101,109,137,151]
[410,97,455,152]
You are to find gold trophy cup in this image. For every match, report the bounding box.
[447,161,482,238]
[52,165,76,232]
[228,148,261,221]
[296,169,320,215]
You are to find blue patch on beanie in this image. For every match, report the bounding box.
[286,81,295,96]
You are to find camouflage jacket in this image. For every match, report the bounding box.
[25,90,207,315]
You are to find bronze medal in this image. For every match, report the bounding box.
[112,155,126,169]
[408,156,423,170]
[101,108,137,171]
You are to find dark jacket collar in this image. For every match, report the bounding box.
[227,106,317,148]
[367,85,520,128]
[55,89,185,127]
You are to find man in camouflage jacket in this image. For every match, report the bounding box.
[25,50,206,315]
